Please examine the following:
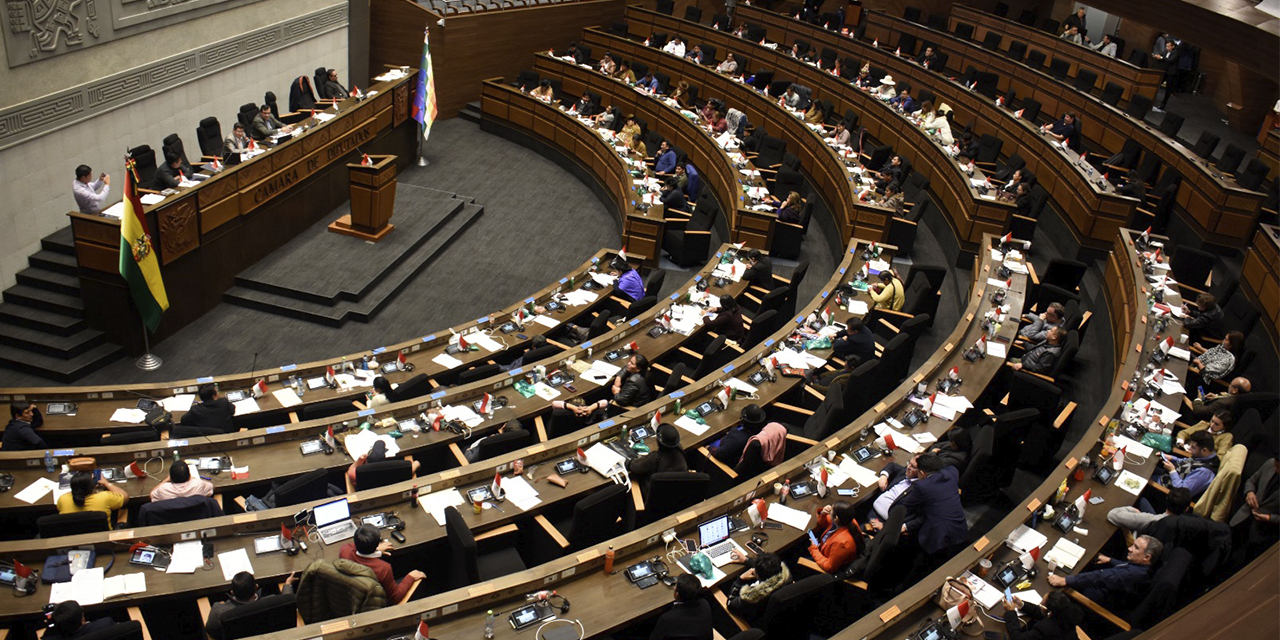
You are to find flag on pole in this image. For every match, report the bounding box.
[120,159,169,333]
[411,27,439,144]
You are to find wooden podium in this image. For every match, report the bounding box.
[329,155,397,241]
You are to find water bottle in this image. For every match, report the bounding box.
[44,450,55,474]
[484,610,495,639]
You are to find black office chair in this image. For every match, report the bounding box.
[561,484,635,550]
[136,496,224,526]
[838,360,881,422]
[170,424,229,440]
[1125,93,1153,121]
[1073,68,1098,93]
[1189,131,1220,160]
[664,201,716,267]
[643,472,709,522]
[196,117,224,157]
[355,460,415,490]
[733,440,770,478]
[162,133,199,170]
[1095,83,1122,107]
[471,428,533,461]
[1040,258,1088,293]
[757,574,836,640]
[994,2,1009,16]
[838,504,908,592]
[387,373,432,402]
[982,32,1002,50]
[100,429,160,446]
[128,145,159,190]
[79,621,145,640]
[1006,41,1027,61]
[742,309,778,348]
[1024,49,1046,68]
[654,0,673,14]
[288,76,318,114]
[957,424,997,505]
[38,511,111,538]
[771,199,812,260]
[1236,158,1269,191]
[270,469,335,508]
[903,6,921,22]
[299,398,357,422]
[1171,246,1215,292]
[1047,57,1070,80]
[218,593,298,639]
[444,506,526,589]
[458,363,500,386]
[1127,49,1149,68]
[513,69,539,89]
[953,23,974,40]
[692,335,728,379]
[683,5,701,22]
[1158,112,1184,138]
[1216,144,1246,176]
[626,295,658,320]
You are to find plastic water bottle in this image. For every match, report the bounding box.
[44,450,55,473]
[484,610,495,639]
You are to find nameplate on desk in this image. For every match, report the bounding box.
[694,275,702,282]
[1027,498,1042,512]
[1135,343,1143,353]
[966,312,975,321]
[581,341,593,349]
[1064,457,1078,469]
[233,513,258,523]
[879,605,901,622]
[668,391,685,399]
[560,278,569,284]
[372,347,386,354]
[873,402,887,413]
[598,419,616,429]
[53,449,75,457]
[358,409,375,417]
[439,469,461,480]
[760,471,779,484]
[839,267,846,275]
[197,377,215,384]
[525,297,537,305]
[763,338,775,347]
[821,291,829,298]
[1141,315,1147,324]
[677,511,698,523]
[431,390,447,400]
[508,368,524,377]
[167,440,188,448]
[576,550,601,564]
[109,530,135,541]
[944,343,954,352]
[723,364,735,373]
[468,584,497,598]
[670,293,681,300]
[320,621,351,634]
[629,319,641,326]
[527,444,546,454]
[476,316,489,324]
[265,426,286,435]
[912,374,925,383]
[983,264,990,272]
[422,335,436,343]
[280,364,297,372]
[825,437,841,448]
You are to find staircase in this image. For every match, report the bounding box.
[0,228,124,382]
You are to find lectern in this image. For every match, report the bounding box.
[329,155,397,241]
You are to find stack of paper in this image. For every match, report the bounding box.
[765,502,812,530]
[837,458,881,487]
[987,341,1008,358]
[103,573,147,599]
[1112,434,1155,460]
[470,334,503,352]
[218,549,254,581]
[140,193,167,205]
[961,572,1003,609]
[272,388,303,408]
[418,488,466,526]
[14,477,58,504]
[344,428,401,459]
[167,541,204,574]
[502,476,542,511]
[580,360,622,385]
[49,566,104,606]
[109,408,147,424]
[1006,524,1049,555]
[590,273,618,287]
[561,290,599,306]
[532,315,560,328]
[432,353,465,369]
[1044,537,1086,571]
[441,404,484,427]
[675,415,710,436]
[161,394,195,412]
[533,382,560,400]
[233,397,260,415]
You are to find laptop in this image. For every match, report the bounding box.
[696,514,747,567]
[313,497,357,545]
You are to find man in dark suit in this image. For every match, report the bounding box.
[895,453,968,559]
[741,248,773,290]
[2,400,46,450]
[319,69,349,100]
[659,178,688,213]
[1153,40,1181,110]
[650,574,713,640]
[181,383,236,433]
[831,318,876,364]
[156,151,194,188]
[1231,458,1279,558]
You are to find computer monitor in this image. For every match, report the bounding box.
[697,514,731,547]
[313,498,351,527]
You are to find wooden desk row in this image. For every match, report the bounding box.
[626,6,1013,253]
[735,6,1144,250]
[67,71,421,352]
[834,228,1182,639]
[0,251,747,517]
[1240,225,1279,345]
[854,7,1266,247]
[1,253,620,442]
[0,237,874,624]
[949,5,1162,102]
[218,233,1026,639]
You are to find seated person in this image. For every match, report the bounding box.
[806,501,861,573]
[808,356,856,394]
[654,141,677,174]
[623,132,648,158]
[707,110,729,135]
[348,439,422,485]
[776,191,804,223]
[869,270,905,311]
[637,71,660,93]
[716,53,738,74]
[926,428,973,469]
[615,61,636,84]
[611,256,646,301]
[44,600,117,640]
[702,295,745,343]
[1108,486,1192,533]
[529,79,555,102]
[593,106,618,130]
[889,87,916,113]
[803,102,825,125]
[956,131,981,163]
[1093,34,1117,57]
[1192,331,1243,384]
[618,115,642,145]
[224,122,251,154]
[205,571,298,640]
[320,68,349,100]
[1020,302,1065,342]
[150,459,214,502]
[659,177,689,213]
[1001,168,1031,196]
[872,155,904,191]
[1182,293,1224,343]
[500,334,549,373]
[1038,112,1078,147]
[1176,411,1234,457]
[339,524,426,602]
[1002,591,1083,640]
[916,46,938,68]
[739,422,788,468]
[627,423,688,495]
[597,53,617,76]
[875,181,905,214]
[853,64,875,89]
[463,420,524,463]
[709,405,767,465]
[182,383,236,433]
[742,248,773,290]
[1231,458,1280,558]
[1010,326,1066,374]
[1191,376,1250,421]
[723,551,791,621]
[1046,535,1162,608]
[1157,430,1219,499]
[781,85,805,110]
[571,92,596,116]
[561,41,586,64]
[57,470,128,515]
[827,121,852,147]
[369,376,395,408]
[3,400,46,450]
[549,397,604,432]
[590,354,655,415]
[650,574,713,640]
[156,151,201,188]
[663,37,686,57]
[685,44,705,65]
[831,318,875,364]
[669,81,693,109]
[1060,25,1084,45]
[875,75,897,100]
[252,103,292,140]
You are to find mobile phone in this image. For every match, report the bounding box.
[836,488,857,496]
[1197,386,1205,399]
[746,541,764,555]
[564,383,577,392]
[683,539,697,553]
[761,522,783,530]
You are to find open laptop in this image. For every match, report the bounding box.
[697,514,748,567]
[314,497,357,545]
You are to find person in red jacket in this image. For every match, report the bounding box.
[339,525,425,602]
[807,501,862,573]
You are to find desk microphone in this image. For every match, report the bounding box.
[248,352,258,385]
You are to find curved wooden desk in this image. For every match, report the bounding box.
[853,7,1266,247]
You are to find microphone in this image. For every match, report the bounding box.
[249,352,258,384]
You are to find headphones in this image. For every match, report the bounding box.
[0,472,14,492]
[750,532,770,547]
[528,590,571,614]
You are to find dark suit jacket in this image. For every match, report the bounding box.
[1232,462,1279,526]
[832,325,876,363]
[180,398,236,433]
[649,599,713,640]
[156,160,193,188]
[710,426,753,465]
[896,465,967,554]
[742,257,773,290]
[660,188,688,213]
[1004,603,1075,640]
[2,412,46,451]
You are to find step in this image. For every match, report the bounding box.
[2,285,84,316]
[40,227,78,257]
[458,102,483,124]
[0,324,106,359]
[0,303,86,336]
[224,204,485,326]
[0,342,123,383]
[29,250,79,276]
[15,267,81,297]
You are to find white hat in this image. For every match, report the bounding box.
[881,75,895,85]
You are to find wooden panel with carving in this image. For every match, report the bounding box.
[158,198,200,265]
[394,80,410,126]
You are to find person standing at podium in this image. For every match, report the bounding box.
[72,165,110,214]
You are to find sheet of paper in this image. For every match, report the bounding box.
[590,273,618,286]
[14,477,58,504]
[837,458,880,487]
[162,394,195,412]
[1112,434,1154,460]
[139,193,166,205]
[581,360,622,384]
[501,475,542,511]
[765,502,812,530]
[343,428,401,459]
[109,408,147,423]
[1114,469,1149,496]
[847,300,869,315]
[986,278,1011,289]
[868,259,891,273]
[232,397,260,415]
[48,566,104,606]
[1006,524,1049,555]
[987,341,1008,358]
[675,415,710,436]
[101,201,126,218]
[103,572,147,599]
[584,442,627,478]
[680,558,727,588]
[432,353,465,369]
[927,401,958,422]
[167,541,203,574]
[470,333,503,353]
[913,431,939,446]
[879,428,923,453]
[533,382,561,401]
[724,378,758,394]
[1013,589,1043,606]
[418,488,466,526]
[441,403,483,427]
[1168,346,1191,361]
[812,462,848,487]
[532,314,560,328]
[218,548,254,582]
[271,388,303,408]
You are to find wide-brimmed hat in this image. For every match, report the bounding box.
[740,404,767,428]
[880,75,895,85]
[657,423,681,448]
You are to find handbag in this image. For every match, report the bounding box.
[1140,432,1174,453]
[934,577,984,636]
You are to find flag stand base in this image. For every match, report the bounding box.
[135,352,162,371]
[417,156,429,167]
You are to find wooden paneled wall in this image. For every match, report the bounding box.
[369,0,627,118]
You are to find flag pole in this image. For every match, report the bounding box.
[417,130,429,167]
[135,318,162,371]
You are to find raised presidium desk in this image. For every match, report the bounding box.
[66,70,420,352]
[835,228,1193,640]
[854,7,1267,248]
[128,233,1027,640]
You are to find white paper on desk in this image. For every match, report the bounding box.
[868,259,891,273]
[109,408,147,423]
[103,572,147,599]
[1112,434,1154,460]
[1114,469,1149,496]
[271,388,303,408]
[1045,537,1086,571]
[101,201,126,218]
[162,394,195,412]
[591,273,618,286]
[675,415,710,436]
[970,178,987,187]
[928,401,958,422]
[712,260,749,282]
[1168,346,1191,361]
[772,349,810,369]
[934,394,973,413]
[961,572,1004,610]
[470,333,503,353]
[14,477,58,504]
[813,462,848,487]
[52,482,71,505]
[581,360,622,385]
[532,314,560,328]
[344,428,401,459]
[561,290,599,306]
[766,502,812,530]
[137,193,166,205]
[987,341,1008,359]
[313,112,336,122]
[837,458,880,487]
[232,397,260,415]
[584,442,627,478]
[1003,260,1029,275]
[724,378,758,394]
[986,278,1012,289]
[533,382,560,401]
[218,548,254,582]
[914,431,939,446]
[879,428,923,453]
[502,476,542,511]
[1006,524,1049,555]
[680,559,727,588]
[847,300,869,315]
[418,488,465,526]
[48,566,104,606]
[1013,589,1043,606]
[432,353,465,369]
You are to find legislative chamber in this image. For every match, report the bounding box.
[0,0,1275,639]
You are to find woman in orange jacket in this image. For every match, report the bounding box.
[807,501,862,573]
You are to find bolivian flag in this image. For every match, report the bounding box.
[120,160,169,332]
